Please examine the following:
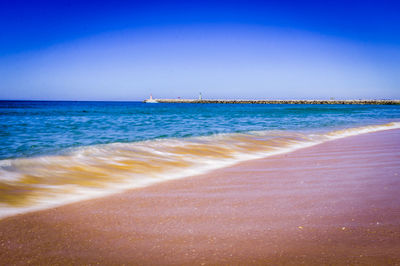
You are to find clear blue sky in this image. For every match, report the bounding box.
[1,0,399,100]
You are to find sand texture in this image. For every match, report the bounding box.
[1,129,400,265]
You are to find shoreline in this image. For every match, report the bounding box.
[1,128,400,264]
[0,122,399,220]
[145,99,400,105]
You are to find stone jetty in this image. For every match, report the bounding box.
[144,99,400,105]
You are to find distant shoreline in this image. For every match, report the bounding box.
[145,99,400,105]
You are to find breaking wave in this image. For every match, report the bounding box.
[0,122,399,218]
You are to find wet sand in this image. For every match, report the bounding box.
[1,129,400,265]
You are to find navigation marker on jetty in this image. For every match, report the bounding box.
[145,94,158,103]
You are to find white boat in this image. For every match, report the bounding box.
[145,94,158,103]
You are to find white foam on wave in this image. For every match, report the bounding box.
[325,122,400,140]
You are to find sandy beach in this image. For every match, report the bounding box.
[1,129,399,265]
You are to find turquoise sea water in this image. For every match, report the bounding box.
[1,100,400,218]
[1,101,400,160]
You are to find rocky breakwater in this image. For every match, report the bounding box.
[146,99,400,105]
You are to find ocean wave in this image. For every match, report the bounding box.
[0,122,399,219]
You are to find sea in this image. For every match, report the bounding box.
[1,100,400,218]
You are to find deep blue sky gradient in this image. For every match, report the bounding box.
[1,0,399,100]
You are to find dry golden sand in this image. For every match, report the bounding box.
[1,129,400,265]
